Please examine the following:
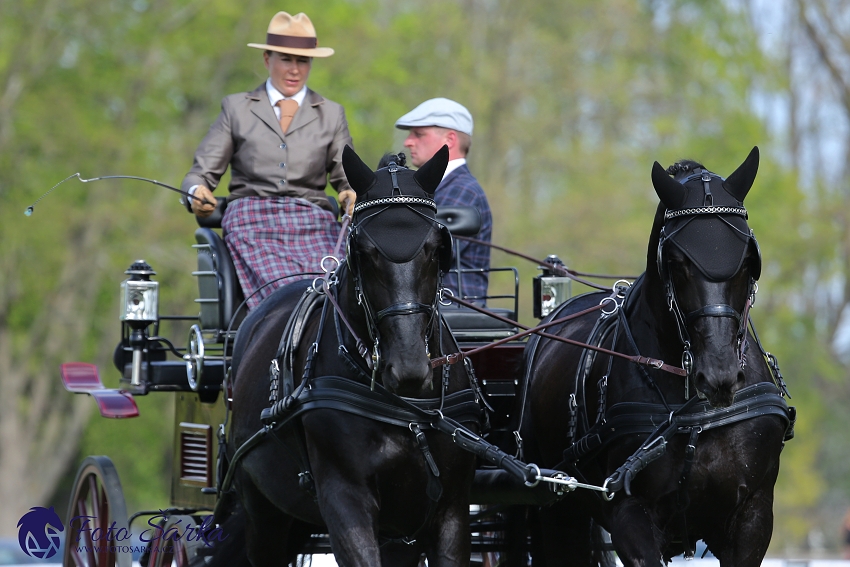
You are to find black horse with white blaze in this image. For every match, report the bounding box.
[218,145,481,567]
[520,147,795,567]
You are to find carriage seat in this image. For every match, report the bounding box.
[193,226,245,338]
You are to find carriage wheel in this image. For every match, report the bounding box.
[63,456,132,567]
[145,515,204,567]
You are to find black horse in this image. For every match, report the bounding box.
[221,146,480,566]
[520,147,794,566]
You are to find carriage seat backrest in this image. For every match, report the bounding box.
[194,227,246,336]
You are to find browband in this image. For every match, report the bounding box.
[664,206,748,221]
[353,196,437,214]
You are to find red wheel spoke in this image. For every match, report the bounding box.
[88,475,100,520]
[70,544,86,566]
[64,458,130,567]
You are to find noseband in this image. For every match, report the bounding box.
[658,169,760,397]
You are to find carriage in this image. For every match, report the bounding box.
[58,147,795,567]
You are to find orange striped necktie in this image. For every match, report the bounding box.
[277,99,299,134]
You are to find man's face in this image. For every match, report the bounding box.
[264,52,312,97]
[403,126,450,168]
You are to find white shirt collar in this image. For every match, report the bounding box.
[442,158,466,180]
[266,79,307,111]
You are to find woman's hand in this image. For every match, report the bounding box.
[338,189,356,217]
[191,185,216,218]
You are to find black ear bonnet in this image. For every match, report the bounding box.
[342,146,452,272]
[652,147,762,282]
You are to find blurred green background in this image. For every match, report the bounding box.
[2,0,849,557]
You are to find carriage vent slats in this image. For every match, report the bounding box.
[179,423,212,487]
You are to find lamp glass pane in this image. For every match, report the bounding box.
[120,280,159,322]
[539,276,572,317]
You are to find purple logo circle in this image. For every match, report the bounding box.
[17,506,64,559]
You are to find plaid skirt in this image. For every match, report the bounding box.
[222,196,343,309]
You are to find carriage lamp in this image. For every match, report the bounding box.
[533,255,572,319]
[120,260,159,324]
[120,260,159,387]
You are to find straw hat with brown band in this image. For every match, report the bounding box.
[248,12,334,58]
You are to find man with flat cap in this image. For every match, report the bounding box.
[396,98,493,301]
[182,11,355,309]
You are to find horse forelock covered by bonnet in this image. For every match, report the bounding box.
[342,145,449,264]
[652,148,760,282]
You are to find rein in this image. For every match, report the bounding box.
[453,234,638,290]
[431,292,688,377]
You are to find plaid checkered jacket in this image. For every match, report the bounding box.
[436,164,492,301]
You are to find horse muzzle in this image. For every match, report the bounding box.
[693,365,745,408]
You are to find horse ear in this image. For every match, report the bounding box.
[342,145,377,196]
[723,146,759,202]
[651,161,683,209]
[414,145,449,196]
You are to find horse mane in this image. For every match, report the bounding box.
[666,159,706,176]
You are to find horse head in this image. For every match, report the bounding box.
[650,146,762,407]
[341,145,451,396]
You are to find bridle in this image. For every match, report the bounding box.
[344,164,452,387]
[657,169,761,398]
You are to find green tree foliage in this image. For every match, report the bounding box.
[0,0,840,554]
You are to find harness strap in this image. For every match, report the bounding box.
[256,376,542,487]
[677,426,701,559]
[685,304,742,327]
[334,307,374,383]
[271,288,324,403]
[260,376,481,429]
[376,301,433,322]
[617,284,676,411]
[560,383,794,475]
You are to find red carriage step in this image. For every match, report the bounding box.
[60,362,140,418]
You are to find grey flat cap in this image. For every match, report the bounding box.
[395,98,473,136]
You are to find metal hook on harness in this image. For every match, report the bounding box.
[320,255,340,274]
[613,279,632,297]
[600,296,619,316]
[438,287,454,307]
[370,341,381,391]
[524,463,542,488]
[601,477,615,501]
